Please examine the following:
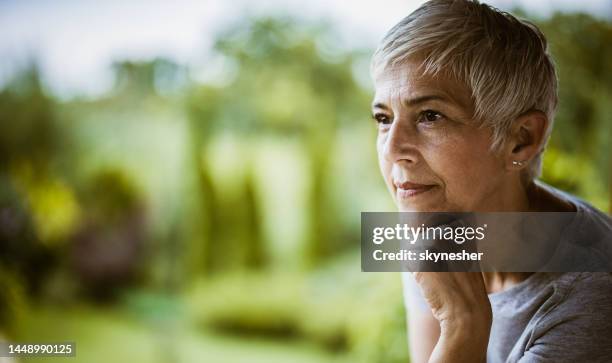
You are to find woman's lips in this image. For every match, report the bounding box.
[394,181,436,198]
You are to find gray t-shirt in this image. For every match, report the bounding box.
[402,184,612,362]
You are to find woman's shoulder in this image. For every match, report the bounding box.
[536,180,612,240]
[554,272,612,304]
[526,272,612,330]
[510,272,612,362]
[533,272,612,340]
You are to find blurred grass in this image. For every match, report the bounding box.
[12,304,352,363]
[10,253,408,363]
[187,252,409,363]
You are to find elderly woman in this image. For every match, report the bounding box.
[370,0,612,362]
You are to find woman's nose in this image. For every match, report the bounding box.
[382,118,419,164]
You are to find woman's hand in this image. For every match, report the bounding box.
[412,272,492,363]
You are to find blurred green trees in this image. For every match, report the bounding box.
[537,13,612,210]
[186,17,373,275]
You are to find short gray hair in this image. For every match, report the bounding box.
[371,0,558,181]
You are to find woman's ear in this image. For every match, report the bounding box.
[505,110,548,170]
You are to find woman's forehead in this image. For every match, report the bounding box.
[373,63,473,111]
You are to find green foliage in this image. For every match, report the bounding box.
[536,13,612,210]
[188,254,408,362]
[0,66,61,168]
[187,16,373,271]
[0,267,28,333]
[78,168,143,226]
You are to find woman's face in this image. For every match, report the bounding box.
[373,62,508,212]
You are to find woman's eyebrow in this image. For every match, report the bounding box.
[404,94,451,106]
[372,102,390,110]
[372,94,459,111]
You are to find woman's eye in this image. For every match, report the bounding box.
[373,114,392,125]
[419,110,444,123]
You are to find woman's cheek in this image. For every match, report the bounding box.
[424,142,474,200]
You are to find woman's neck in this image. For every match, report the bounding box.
[482,181,575,293]
[526,181,576,212]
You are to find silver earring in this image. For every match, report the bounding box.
[512,160,525,167]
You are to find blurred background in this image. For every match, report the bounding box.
[0,0,610,362]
